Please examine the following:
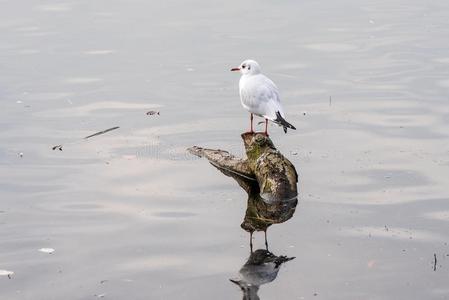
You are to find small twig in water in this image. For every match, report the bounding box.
[84,126,120,140]
[52,126,120,151]
[433,253,437,271]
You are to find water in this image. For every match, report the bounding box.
[1,0,449,299]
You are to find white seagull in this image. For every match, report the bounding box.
[231,59,296,135]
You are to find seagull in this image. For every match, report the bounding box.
[231,59,296,135]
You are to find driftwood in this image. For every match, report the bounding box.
[188,132,299,244]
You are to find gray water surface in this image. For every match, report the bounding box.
[1,0,449,299]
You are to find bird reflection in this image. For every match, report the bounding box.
[230,249,295,300]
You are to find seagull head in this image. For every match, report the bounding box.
[231,59,261,75]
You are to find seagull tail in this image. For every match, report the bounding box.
[274,111,296,133]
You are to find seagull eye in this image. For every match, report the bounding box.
[242,65,246,69]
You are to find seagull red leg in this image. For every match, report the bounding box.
[250,113,254,133]
[264,118,269,136]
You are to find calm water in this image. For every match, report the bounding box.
[1,0,449,299]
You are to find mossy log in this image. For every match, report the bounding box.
[188,132,299,234]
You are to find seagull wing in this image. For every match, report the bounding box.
[241,74,284,120]
[257,76,285,121]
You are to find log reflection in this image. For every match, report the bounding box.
[188,132,298,249]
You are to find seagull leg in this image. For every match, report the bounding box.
[264,118,269,136]
[250,113,254,133]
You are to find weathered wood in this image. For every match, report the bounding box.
[188,132,299,234]
[188,146,254,181]
[241,132,298,204]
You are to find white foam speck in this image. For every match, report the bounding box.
[95,294,106,298]
[0,270,14,276]
[83,50,116,55]
[39,248,55,254]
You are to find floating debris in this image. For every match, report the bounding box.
[18,152,24,158]
[94,293,106,298]
[52,126,120,151]
[146,110,160,116]
[84,126,119,140]
[0,270,14,279]
[39,248,55,254]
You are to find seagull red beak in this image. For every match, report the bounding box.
[230,67,240,72]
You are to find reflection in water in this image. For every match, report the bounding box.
[216,159,298,250]
[230,249,295,300]
[189,133,298,299]
[242,190,298,250]
[214,146,297,299]
[228,175,297,299]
